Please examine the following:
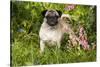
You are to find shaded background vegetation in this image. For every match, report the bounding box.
[10,1,96,66]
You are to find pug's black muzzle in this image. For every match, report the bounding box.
[46,16,58,26]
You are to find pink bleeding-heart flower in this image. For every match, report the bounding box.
[65,4,76,11]
[79,26,89,50]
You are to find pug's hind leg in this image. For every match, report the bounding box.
[57,41,61,49]
[40,40,45,53]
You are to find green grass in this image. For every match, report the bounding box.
[11,33,96,66]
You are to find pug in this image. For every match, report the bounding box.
[39,10,78,53]
[39,9,63,53]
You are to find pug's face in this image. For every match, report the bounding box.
[42,10,62,26]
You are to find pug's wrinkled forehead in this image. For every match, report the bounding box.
[42,9,62,17]
[45,10,59,17]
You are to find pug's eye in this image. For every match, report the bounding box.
[45,16,49,18]
[56,16,59,18]
[46,16,52,19]
[45,16,53,18]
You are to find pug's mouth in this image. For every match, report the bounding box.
[47,21,58,26]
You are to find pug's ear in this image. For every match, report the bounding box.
[56,10,62,17]
[42,10,47,17]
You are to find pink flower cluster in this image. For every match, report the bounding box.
[79,26,89,50]
[65,4,76,11]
